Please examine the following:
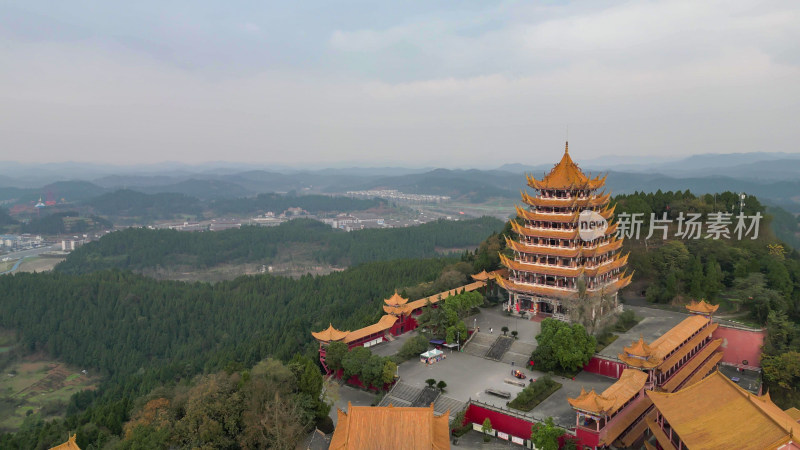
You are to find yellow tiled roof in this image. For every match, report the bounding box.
[311,323,350,342]
[568,369,647,416]
[330,403,450,449]
[685,299,719,314]
[785,407,800,422]
[520,191,611,208]
[647,371,800,449]
[648,315,710,361]
[384,291,409,306]
[50,435,81,450]
[527,143,606,190]
[343,315,398,344]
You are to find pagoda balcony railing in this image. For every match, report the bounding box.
[516,261,579,270]
[511,278,622,292]
[539,195,590,201]
[522,225,577,232]
[520,243,580,251]
[511,279,575,291]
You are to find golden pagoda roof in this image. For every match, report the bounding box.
[383,303,414,316]
[330,403,450,450]
[505,236,623,259]
[50,435,81,450]
[584,253,629,277]
[510,220,579,239]
[685,299,719,315]
[496,270,632,299]
[527,143,607,191]
[384,291,409,306]
[520,191,611,208]
[516,206,580,223]
[506,237,581,258]
[343,315,398,344]
[494,276,578,300]
[312,323,351,342]
[580,237,623,257]
[568,369,648,417]
[510,219,619,240]
[625,336,655,358]
[500,254,583,277]
[568,388,615,415]
[471,270,491,281]
[646,371,800,450]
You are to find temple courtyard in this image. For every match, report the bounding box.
[330,302,747,430]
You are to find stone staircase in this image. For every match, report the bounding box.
[379,381,421,407]
[433,395,466,419]
[501,341,536,366]
[463,332,495,357]
[485,336,514,361]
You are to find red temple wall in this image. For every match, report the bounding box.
[713,325,766,367]
[464,403,535,440]
[464,404,579,448]
[575,427,600,449]
[583,356,626,379]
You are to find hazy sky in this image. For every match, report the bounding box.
[1,1,798,167]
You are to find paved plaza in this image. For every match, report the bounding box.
[329,303,703,431]
[395,340,615,428]
[598,305,687,360]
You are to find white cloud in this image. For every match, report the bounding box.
[0,1,798,166]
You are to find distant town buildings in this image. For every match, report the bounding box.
[346,189,450,203]
[321,213,386,232]
[0,234,44,251]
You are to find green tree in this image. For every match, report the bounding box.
[436,380,447,392]
[325,342,349,373]
[685,255,705,299]
[530,417,564,450]
[762,351,800,391]
[425,378,436,388]
[703,257,724,300]
[481,417,492,434]
[381,360,397,385]
[342,347,370,380]
[532,319,596,373]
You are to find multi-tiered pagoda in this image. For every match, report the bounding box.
[496,142,632,322]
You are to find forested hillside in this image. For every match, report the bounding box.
[56,217,504,274]
[0,257,456,448]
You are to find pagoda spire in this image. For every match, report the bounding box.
[565,140,568,154]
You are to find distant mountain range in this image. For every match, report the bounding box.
[1,151,799,211]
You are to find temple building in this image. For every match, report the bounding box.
[496,143,632,322]
[646,371,800,449]
[311,276,498,373]
[329,403,450,449]
[570,301,729,448]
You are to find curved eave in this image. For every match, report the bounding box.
[584,253,629,277]
[505,236,582,258]
[495,275,579,300]
[516,205,580,223]
[618,353,661,369]
[520,191,611,208]
[581,237,623,257]
[500,254,582,277]
[511,221,579,239]
[312,324,351,342]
